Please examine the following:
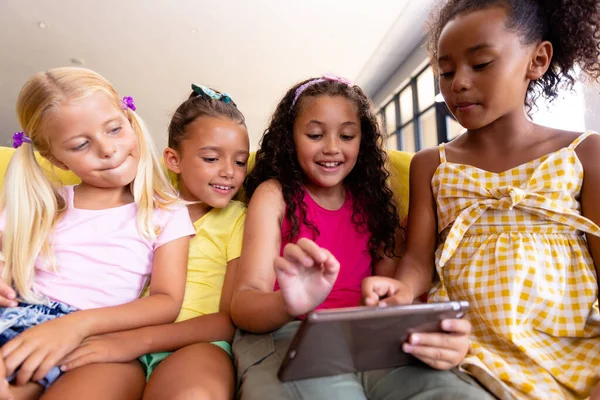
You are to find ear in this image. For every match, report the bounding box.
[526,41,553,81]
[45,153,69,171]
[163,147,182,174]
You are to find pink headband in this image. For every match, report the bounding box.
[291,74,353,109]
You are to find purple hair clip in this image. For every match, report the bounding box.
[290,74,354,109]
[12,132,32,148]
[121,96,136,111]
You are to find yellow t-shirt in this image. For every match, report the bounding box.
[174,201,246,322]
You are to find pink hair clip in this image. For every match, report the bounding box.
[322,73,353,86]
[291,74,354,109]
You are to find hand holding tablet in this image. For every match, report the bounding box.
[278,301,471,381]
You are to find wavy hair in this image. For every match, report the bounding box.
[245,78,401,259]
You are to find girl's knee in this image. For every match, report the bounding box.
[41,362,145,400]
[145,378,233,400]
[10,382,43,400]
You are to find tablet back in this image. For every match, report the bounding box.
[278,301,469,381]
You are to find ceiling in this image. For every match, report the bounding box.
[0,0,434,150]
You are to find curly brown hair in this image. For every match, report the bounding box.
[245,78,401,259]
[428,0,600,113]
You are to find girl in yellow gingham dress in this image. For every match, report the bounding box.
[361,1,600,399]
[429,132,600,399]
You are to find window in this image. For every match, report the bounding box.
[421,108,438,149]
[447,117,464,140]
[379,65,440,151]
[417,67,435,110]
[402,123,415,153]
[379,63,464,151]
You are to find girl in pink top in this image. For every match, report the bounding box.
[230,75,485,400]
[0,67,194,400]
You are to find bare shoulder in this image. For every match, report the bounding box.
[574,131,600,170]
[249,179,286,216]
[252,179,284,202]
[550,128,584,147]
[410,146,442,179]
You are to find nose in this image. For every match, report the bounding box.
[99,137,117,158]
[451,66,472,93]
[219,160,234,178]
[323,135,340,155]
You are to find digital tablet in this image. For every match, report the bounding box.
[277,301,470,381]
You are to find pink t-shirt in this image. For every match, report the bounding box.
[0,185,195,310]
[276,189,372,311]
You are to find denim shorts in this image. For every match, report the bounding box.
[0,300,77,389]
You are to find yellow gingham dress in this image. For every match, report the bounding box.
[429,132,600,399]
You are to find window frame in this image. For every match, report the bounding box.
[379,63,456,151]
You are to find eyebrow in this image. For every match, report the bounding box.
[306,120,358,127]
[103,117,121,126]
[198,146,249,154]
[199,146,220,151]
[61,136,82,145]
[60,117,122,144]
[438,43,496,62]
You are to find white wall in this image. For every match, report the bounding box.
[532,81,586,132]
[583,83,600,131]
[370,43,429,108]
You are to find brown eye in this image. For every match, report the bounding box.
[473,61,492,71]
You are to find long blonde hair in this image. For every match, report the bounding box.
[0,67,179,303]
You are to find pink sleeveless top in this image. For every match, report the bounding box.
[275,188,372,311]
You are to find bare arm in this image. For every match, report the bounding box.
[3,234,190,383]
[576,133,600,297]
[372,226,405,278]
[392,147,440,299]
[121,256,240,355]
[230,180,293,333]
[363,148,440,306]
[60,241,240,371]
[66,235,190,337]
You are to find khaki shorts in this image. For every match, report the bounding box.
[233,321,493,400]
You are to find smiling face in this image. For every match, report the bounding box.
[166,115,249,209]
[44,91,139,189]
[292,95,361,192]
[437,6,536,130]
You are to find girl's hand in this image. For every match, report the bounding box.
[0,356,13,400]
[0,277,18,308]
[2,314,87,385]
[361,276,414,307]
[59,331,144,372]
[274,238,340,317]
[403,318,471,370]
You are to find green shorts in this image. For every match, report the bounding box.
[139,340,232,380]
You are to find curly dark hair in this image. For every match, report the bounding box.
[168,86,245,150]
[428,0,600,113]
[245,78,401,259]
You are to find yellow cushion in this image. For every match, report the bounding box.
[386,150,412,221]
[0,146,81,192]
[0,147,412,219]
